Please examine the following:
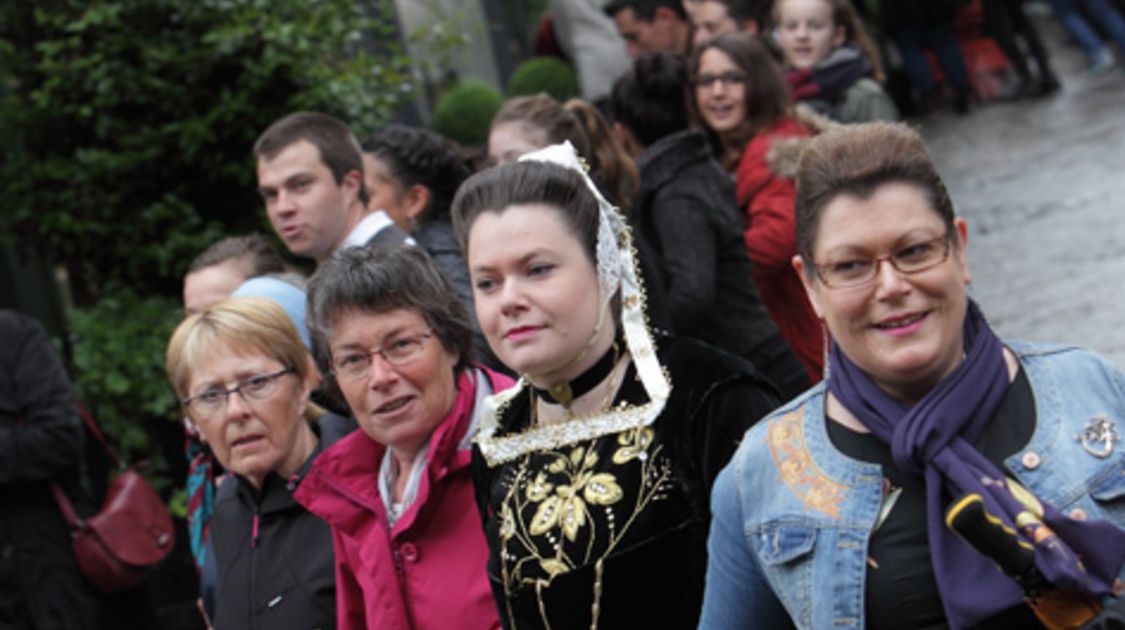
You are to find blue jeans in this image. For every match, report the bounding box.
[1048,0,1125,60]
[892,22,971,94]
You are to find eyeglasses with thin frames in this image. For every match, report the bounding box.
[330,332,433,381]
[693,70,748,89]
[181,367,295,421]
[812,234,953,289]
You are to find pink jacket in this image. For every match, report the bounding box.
[294,367,511,630]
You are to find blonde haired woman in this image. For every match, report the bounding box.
[167,297,354,630]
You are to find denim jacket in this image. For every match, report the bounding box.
[699,342,1125,629]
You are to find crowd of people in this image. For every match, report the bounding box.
[5,0,1125,629]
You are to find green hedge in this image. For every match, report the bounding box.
[507,56,580,102]
[432,81,504,147]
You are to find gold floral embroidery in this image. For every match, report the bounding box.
[527,447,624,542]
[768,408,845,520]
[497,427,673,593]
[612,427,654,464]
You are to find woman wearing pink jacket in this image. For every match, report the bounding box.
[294,245,510,630]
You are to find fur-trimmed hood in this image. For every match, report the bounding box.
[765,104,841,179]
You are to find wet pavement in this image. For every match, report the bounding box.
[916,14,1125,368]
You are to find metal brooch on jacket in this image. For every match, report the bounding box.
[1075,414,1119,459]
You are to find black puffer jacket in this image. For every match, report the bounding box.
[210,412,355,630]
[0,310,101,629]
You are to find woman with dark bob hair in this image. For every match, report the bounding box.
[293,245,511,630]
[451,142,779,628]
[691,32,824,383]
[700,122,1125,629]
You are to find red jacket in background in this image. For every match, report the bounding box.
[295,367,512,630]
[735,117,824,382]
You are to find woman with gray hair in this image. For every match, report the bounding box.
[293,245,511,630]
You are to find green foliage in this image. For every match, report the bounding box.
[432,82,504,147]
[0,0,411,296]
[507,56,580,102]
[68,289,182,492]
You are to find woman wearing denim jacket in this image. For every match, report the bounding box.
[699,122,1125,630]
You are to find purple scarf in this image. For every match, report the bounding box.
[829,300,1125,629]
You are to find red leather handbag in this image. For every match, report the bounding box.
[50,406,175,593]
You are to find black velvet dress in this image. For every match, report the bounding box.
[472,334,780,629]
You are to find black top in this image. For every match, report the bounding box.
[828,367,1043,630]
[472,334,779,629]
[210,413,356,630]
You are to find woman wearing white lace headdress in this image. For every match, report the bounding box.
[451,142,780,628]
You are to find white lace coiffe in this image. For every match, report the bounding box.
[475,142,672,466]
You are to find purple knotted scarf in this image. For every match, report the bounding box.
[828,300,1125,628]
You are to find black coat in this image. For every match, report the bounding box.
[210,413,355,630]
[633,130,792,363]
[0,310,101,629]
[473,334,780,629]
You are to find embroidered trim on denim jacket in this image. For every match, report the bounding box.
[768,407,846,519]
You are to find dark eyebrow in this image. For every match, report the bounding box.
[330,324,411,353]
[259,171,315,197]
[471,249,551,276]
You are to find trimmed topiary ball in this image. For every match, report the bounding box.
[432,82,504,147]
[506,56,580,101]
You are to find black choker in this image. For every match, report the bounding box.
[533,342,619,407]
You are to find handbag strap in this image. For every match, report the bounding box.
[77,403,124,469]
[50,480,83,529]
[48,403,123,531]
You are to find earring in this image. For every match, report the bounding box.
[821,321,831,381]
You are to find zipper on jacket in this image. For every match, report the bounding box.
[251,512,261,549]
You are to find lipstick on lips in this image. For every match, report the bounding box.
[504,325,541,342]
[874,311,928,336]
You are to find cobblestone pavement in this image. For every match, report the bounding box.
[916,16,1125,368]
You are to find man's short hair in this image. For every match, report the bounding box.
[253,111,369,205]
[605,0,687,21]
[709,0,765,24]
[187,233,288,276]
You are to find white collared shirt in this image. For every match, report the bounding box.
[337,210,415,252]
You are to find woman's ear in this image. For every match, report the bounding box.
[954,217,971,286]
[403,184,430,223]
[833,24,846,49]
